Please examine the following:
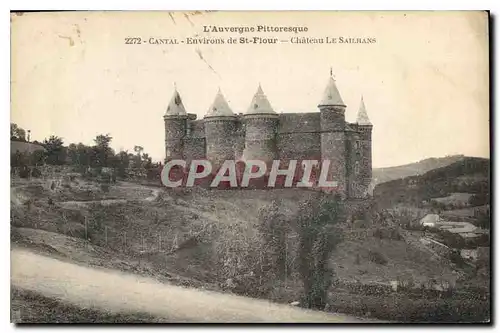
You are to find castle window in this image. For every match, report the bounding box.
[354,161,360,175]
[355,140,361,149]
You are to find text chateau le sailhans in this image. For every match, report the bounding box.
[200,25,377,44]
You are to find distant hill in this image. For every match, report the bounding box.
[373,155,466,185]
[374,157,490,208]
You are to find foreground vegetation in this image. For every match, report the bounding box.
[11,176,490,322]
[10,122,490,323]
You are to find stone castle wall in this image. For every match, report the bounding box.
[165,110,372,198]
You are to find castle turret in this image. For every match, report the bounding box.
[164,87,188,161]
[356,96,373,197]
[242,84,279,165]
[319,73,347,196]
[204,88,237,169]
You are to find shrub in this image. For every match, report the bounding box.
[397,276,415,291]
[19,166,30,178]
[368,250,388,265]
[438,230,466,249]
[295,193,344,310]
[31,167,42,178]
[257,200,290,280]
[449,250,466,268]
[100,184,110,193]
[373,227,402,240]
[191,216,269,298]
[475,210,490,230]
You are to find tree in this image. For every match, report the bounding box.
[43,136,66,165]
[10,123,27,141]
[16,128,26,141]
[67,143,78,165]
[141,153,153,169]
[75,143,92,168]
[134,145,144,155]
[257,200,290,280]
[10,123,18,139]
[95,134,112,149]
[132,145,144,169]
[92,134,114,168]
[115,150,131,178]
[295,193,344,310]
[29,150,46,166]
[11,151,27,167]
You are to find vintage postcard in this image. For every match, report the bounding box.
[10,11,490,323]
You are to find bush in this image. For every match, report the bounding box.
[368,250,388,265]
[449,250,466,268]
[469,193,490,206]
[257,200,290,280]
[31,167,42,178]
[190,216,270,298]
[438,230,466,249]
[475,211,490,230]
[295,193,344,310]
[19,166,30,178]
[396,276,415,291]
[373,227,403,240]
[328,292,490,322]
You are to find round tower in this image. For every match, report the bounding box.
[203,88,237,170]
[319,73,347,196]
[164,88,187,162]
[356,96,373,197]
[345,125,361,198]
[242,84,279,165]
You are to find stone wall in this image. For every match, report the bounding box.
[170,109,371,198]
[278,112,320,133]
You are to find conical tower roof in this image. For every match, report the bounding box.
[205,88,235,118]
[356,96,372,125]
[318,75,345,107]
[165,88,187,116]
[246,84,276,115]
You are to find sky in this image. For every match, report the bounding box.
[10,11,489,167]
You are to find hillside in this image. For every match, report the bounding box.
[374,157,490,209]
[11,175,490,322]
[11,140,45,154]
[373,155,466,185]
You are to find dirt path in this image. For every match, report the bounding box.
[11,248,376,323]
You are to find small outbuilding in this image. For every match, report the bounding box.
[419,214,441,227]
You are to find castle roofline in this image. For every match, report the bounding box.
[165,87,188,116]
[204,88,236,119]
[356,96,372,126]
[245,84,277,115]
[318,74,346,108]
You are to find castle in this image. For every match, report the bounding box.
[163,73,373,199]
